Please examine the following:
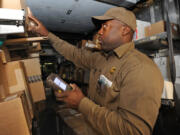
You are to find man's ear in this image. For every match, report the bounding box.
[122,26,131,36]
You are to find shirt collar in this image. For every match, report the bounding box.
[114,42,135,58]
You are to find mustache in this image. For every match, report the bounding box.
[94,34,102,45]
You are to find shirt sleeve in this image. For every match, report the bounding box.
[48,32,99,70]
[78,97,135,135]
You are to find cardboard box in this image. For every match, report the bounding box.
[0,92,31,135]
[0,61,27,94]
[134,20,151,40]
[22,58,46,102]
[145,21,165,37]
[145,20,180,37]
[0,61,34,118]
[0,0,25,9]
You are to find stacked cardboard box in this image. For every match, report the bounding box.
[145,21,165,37]
[145,20,180,37]
[0,1,47,134]
[22,58,46,103]
[0,48,46,134]
[0,56,34,117]
[0,53,47,134]
[134,20,151,40]
[0,92,32,135]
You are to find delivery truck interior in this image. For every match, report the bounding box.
[0,0,180,135]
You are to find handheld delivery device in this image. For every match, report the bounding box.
[46,73,72,91]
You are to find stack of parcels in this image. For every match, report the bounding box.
[134,20,180,40]
[0,52,46,135]
[145,20,180,38]
[134,20,151,40]
[0,92,32,135]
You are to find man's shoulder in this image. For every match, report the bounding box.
[130,49,154,65]
[121,49,158,72]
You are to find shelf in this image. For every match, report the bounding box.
[134,32,168,50]
[4,37,48,45]
[96,0,139,7]
[134,32,180,50]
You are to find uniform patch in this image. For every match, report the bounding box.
[110,66,116,74]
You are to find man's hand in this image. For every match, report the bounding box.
[28,9,49,36]
[54,84,85,109]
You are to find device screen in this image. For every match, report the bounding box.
[54,77,67,91]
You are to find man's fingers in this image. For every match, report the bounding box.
[65,103,71,108]
[28,15,41,26]
[70,83,78,91]
[54,91,69,98]
[28,25,39,35]
[28,16,36,22]
[27,7,33,17]
[70,83,74,88]
[28,25,36,31]
[56,97,65,101]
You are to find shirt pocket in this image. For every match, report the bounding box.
[105,83,120,103]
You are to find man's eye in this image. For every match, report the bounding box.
[103,24,107,28]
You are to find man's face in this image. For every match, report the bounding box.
[97,20,125,51]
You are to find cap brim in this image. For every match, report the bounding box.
[92,15,114,21]
[92,16,114,29]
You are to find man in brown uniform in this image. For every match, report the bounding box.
[29,7,164,135]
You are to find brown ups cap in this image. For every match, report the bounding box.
[92,7,137,31]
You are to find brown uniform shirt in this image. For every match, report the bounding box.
[48,32,164,135]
